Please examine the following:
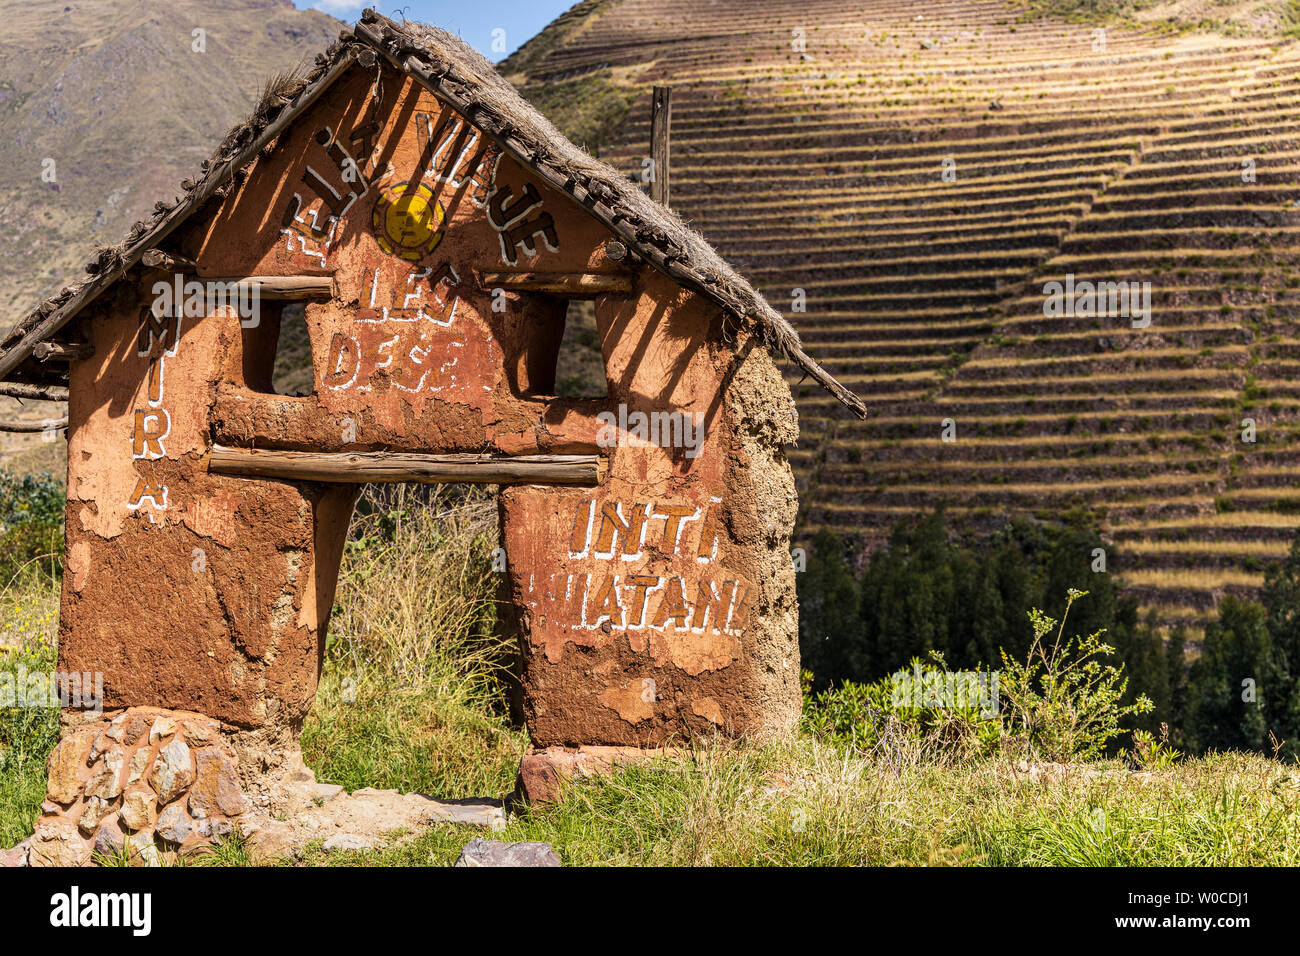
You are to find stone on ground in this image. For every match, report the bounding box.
[455,839,561,867]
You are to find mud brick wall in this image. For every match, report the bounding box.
[56,64,801,750]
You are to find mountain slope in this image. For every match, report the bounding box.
[0,0,342,471]
[0,0,342,318]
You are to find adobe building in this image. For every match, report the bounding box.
[0,10,863,863]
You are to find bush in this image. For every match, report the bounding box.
[805,591,1152,763]
[0,471,63,527]
[999,590,1153,761]
[0,470,64,584]
[802,653,1003,760]
[801,511,1175,741]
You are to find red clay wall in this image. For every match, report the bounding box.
[58,64,801,745]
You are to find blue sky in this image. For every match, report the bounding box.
[294,1,576,61]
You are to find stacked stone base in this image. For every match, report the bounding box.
[516,745,687,804]
[26,706,248,867]
[7,708,695,865]
[4,704,511,867]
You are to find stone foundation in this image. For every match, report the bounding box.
[9,704,508,867]
[28,706,248,866]
[516,744,688,804]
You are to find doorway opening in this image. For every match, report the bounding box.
[299,481,525,799]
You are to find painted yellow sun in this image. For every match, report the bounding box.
[371,181,445,261]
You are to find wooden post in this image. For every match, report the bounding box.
[0,418,66,433]
[140,249,198,273]
[208,446,607,486]
[650,85,672,206]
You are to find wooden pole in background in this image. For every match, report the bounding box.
[651,85,672,206]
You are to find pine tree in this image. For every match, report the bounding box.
[1260,535,1300,751]
[1186,597,1283,754]
[1262,532,1300,675]
[1165,625,1189,746]
[797,529,861,690]
[859,511,957,675]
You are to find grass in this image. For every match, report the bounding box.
[299,485,526,799]
[0,568,61,849]
[259,737,1300,867]
[1122,568,1265,588]
[1120,538,1291,556]
[3,489,1299,866]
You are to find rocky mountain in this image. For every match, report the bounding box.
[0,0,342,472]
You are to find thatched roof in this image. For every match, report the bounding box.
[0,9,866,417]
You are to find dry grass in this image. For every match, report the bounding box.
[0,566,61,847]
[1120,538,1291,556]
[324,484,505,696]
[300,484,525,800]
[1122,567,1265,588]
[1115,512,1300,530]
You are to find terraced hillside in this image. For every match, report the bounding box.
[506,0,1300,632]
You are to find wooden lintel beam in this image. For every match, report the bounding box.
[214,275,334,300]
[208,446,607,486]
[479,272,634,297]
[33,341,94,363]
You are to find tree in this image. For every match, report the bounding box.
[1262,532,1300,676]
[1165,625,1189,746]
[1186,597,1284,754]
[1260,536,1300,752]
[797,529,861,690]
[859,511,959,675]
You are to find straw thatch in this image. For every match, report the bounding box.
[0,9,865,417]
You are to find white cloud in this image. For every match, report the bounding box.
[310,0,366,16]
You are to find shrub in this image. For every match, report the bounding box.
[1126,725,1182,771]
[0,471,63,528]
[0,470,64,584]
[999,589,1153,761]
[802,653,1002,760]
